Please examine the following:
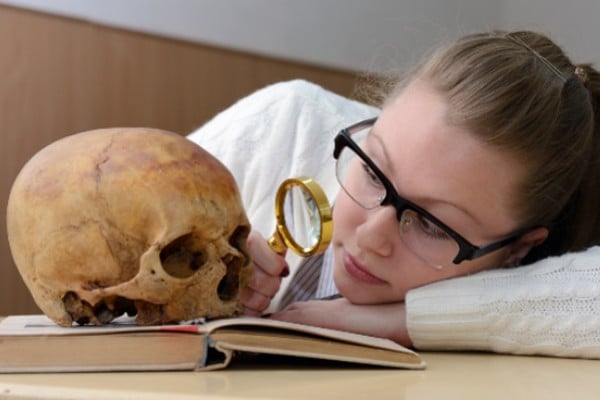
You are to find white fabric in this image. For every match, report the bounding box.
[187,79,600,359]
[407,245,600,358]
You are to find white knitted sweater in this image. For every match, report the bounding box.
[407,246,600,358]
[188,80,600,359]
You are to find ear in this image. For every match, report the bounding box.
[501,227,548,268]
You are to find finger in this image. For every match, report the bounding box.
[243,308,262,317]
[269,299,339,326]
[247,267,281,298]
[240,287,271,312]
[248,230,289,276]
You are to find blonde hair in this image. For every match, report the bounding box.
[375,30,600,263]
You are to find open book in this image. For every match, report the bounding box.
[0,315,425,372]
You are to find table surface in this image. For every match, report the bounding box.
[0,352,599,400]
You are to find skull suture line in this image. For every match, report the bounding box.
[7,128,252,326]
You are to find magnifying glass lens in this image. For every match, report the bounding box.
[283,186,321,249]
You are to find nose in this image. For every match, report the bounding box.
[355,205,397,257]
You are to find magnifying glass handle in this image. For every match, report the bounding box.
[268,230,287,255]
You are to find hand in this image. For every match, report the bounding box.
[269,298,413,347]
[240,230,289,317]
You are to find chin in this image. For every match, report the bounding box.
[336,276,407,305]
[336,281,392,305]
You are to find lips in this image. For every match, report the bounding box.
[343,253,387,285]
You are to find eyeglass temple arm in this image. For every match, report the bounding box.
[454,232,525,264]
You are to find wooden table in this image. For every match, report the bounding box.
[1,352,598,399]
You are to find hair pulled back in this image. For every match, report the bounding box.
[384,31,600,263]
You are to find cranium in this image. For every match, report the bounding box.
[7,128,251,326]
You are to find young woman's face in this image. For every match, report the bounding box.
[332,79,527,304]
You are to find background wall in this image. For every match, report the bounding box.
[501,0,600,66]
[1,1,598,316]
[1,0,598,71]
[0,0,501,73]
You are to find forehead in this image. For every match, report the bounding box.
[372,80,526,234]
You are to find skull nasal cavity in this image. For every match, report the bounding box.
[160,234,206,278]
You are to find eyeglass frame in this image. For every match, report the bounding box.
[332,117,530,266]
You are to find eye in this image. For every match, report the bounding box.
[414,214,452,241]
[360,162,384,188]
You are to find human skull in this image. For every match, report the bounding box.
[7,128,252,326]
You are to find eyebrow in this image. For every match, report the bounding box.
[369,130,483,228]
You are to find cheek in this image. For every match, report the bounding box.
[332,193,362,241]
[388,264,448,291]
[379,250,505,302]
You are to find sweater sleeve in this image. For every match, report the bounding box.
[406,246,600,358]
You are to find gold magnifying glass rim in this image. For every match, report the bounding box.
[271,176,333,257]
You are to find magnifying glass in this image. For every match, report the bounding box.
[268,176,333,257]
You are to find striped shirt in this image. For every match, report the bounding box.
[279,245,338,309]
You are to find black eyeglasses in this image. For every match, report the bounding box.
[333,118,527,269]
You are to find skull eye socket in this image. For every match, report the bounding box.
[217,225,250,301]
[160,234,206,279]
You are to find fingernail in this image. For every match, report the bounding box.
[280,265,290,277]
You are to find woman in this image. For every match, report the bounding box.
[189,30,600,358]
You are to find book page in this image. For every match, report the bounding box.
[0,315,212,336]
[211,328,424,368]
[0,315,155,336]
[199,316,419,355]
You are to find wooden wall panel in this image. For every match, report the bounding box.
[0,5,359,316]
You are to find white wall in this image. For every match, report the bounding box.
[1,0,598,71]
[501,0,600,65]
